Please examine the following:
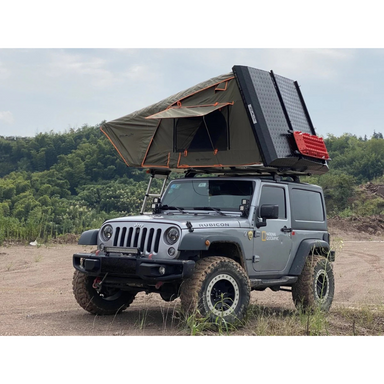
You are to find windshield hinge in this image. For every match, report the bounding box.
[186,221,194,232]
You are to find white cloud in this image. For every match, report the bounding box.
[0,111,14,124]
[261,49,355,80]
[124,64,152,81]
[47,51,118,89]
[0,61,10,80]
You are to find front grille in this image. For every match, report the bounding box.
[112,226,162,254]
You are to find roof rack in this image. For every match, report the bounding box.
[147,165,314,178]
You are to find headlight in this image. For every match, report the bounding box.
[101,224,113,242]
[164,227,180,245]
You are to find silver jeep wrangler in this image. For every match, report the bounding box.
[73,170,335,324]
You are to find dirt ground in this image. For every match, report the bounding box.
[1,223,384,336]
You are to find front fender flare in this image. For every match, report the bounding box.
[179,231,244,252]
[78,229,99,245]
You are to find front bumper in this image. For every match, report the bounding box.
[73,253,195,282]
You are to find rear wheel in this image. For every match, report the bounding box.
[292,256,334,312]
[180,257,251,324]
[72,271,136,315]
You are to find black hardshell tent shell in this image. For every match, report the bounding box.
[101,65,330,175]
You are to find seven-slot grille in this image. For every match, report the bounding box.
[112,225,162,254]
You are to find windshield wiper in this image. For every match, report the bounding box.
[193,207,226,216]
[160,205,185,213]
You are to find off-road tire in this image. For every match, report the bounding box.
[180,257,251,324]
[292,255,334,312]
[72,270,136,315]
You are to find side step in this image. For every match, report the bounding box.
[250,276,298,290]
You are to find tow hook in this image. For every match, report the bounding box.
[155,281,164,289]
[92,273,108,293]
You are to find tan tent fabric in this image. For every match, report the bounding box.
[102,73,264,170]
[141,76,262,169]
[101,65,329,175]
[102,73,236,169]
[146,102,234,120]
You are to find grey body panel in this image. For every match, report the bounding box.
[251,183,293,277]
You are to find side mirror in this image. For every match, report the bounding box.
[256,204,279,228]
[260,204,279,220]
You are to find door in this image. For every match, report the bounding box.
[252,184,292,275]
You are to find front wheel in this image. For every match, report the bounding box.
[72,271,136,315]
[292,256,335,312]
[180,257,251,324]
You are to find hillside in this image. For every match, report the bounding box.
[1,126,384,243]
[0,125,156,242]
[328,182,384,239]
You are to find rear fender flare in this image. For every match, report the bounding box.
[289,239,330,276]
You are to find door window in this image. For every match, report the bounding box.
[259,186,286,219]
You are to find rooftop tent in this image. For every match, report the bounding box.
[101,65,330,175]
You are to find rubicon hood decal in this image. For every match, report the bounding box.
[197,222,231,227]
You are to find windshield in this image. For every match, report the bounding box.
[161,179,254,211]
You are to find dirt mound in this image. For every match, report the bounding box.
[328,215,384,240]
[49,233,80,244]
[361,182,384,198]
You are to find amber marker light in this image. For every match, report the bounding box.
[205,240,210,246]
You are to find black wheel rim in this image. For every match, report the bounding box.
[315,269,329,301]
[206,273,240,317]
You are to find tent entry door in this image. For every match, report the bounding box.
[173,108,229,153]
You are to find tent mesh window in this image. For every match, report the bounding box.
[173,109,229,152]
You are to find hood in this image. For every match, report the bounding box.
[107,212,247,229]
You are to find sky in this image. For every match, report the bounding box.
[1,48,383,139]
[1,1,383,140]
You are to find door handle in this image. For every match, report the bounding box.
[281,226,292,233]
